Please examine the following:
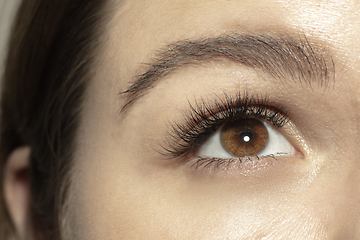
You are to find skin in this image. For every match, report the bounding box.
[62,0,360,239]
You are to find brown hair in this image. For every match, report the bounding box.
[0,0,114,239]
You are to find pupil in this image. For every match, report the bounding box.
[240,131,252,143]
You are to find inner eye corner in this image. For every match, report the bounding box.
[291,145,306,159]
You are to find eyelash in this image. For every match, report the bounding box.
[159,92,290,165]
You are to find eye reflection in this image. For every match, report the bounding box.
[221,119,269,157]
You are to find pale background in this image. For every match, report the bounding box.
[0,0,21,80]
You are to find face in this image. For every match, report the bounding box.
[66,0,360,239]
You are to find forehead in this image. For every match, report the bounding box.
[96,0,360,98]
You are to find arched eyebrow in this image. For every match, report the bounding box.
[121,33,335,110]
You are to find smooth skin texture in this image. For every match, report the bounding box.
[56,0,360,239]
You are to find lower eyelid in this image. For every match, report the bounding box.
[184,155,291,174]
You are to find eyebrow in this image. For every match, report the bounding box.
[121,33,335,110]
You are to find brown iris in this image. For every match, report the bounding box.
[221,118,269,157]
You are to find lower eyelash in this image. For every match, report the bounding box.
[159,92,290,159]
[188,153,288,171]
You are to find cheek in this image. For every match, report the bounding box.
[65,131,358,240]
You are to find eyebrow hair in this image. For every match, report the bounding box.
[121,33,335,110]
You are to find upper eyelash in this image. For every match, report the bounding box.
[159,92,290,159]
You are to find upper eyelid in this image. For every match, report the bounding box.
[185,93,290,128]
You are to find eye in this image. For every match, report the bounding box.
[159,93,295,167]
[197,118,295,159]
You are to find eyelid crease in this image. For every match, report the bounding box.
[158,92,290,159]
